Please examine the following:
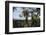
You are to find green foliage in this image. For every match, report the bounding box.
[13,16,40,28]
[13,8,40,28]
[31,15,40,27]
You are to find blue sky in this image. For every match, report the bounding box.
[13,7,26,20]
[13,7,35,20]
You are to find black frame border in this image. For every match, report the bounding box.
[5,1,45,34]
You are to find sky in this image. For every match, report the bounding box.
[13,7,26,20]
[13,7,36,20]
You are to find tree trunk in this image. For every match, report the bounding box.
[26,15,28,27]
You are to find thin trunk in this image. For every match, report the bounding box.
[26,16,28,26]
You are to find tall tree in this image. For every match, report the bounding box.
[22,8,29,27]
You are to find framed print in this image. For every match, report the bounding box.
[5,1,45,34]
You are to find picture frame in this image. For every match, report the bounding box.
[5,1,45,34]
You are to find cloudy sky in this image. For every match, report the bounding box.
[13,7,35,20]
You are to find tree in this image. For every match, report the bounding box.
[31,8,40,27]
[22,8,29,27]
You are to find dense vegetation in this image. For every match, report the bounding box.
[13,15,40,28]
